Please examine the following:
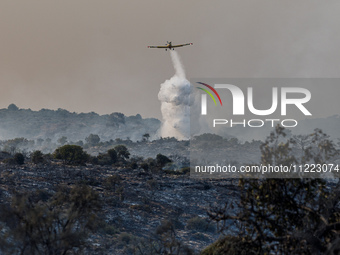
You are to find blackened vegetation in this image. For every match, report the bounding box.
[0,185,101,254]
[0,125,339,254]
[0,141,228,254]
[205,126,340,255]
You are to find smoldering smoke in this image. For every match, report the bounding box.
[158,51,191,140]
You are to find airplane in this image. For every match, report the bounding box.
[148,41,193,51]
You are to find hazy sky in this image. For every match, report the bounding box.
[1,0,340,119]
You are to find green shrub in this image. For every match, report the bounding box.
[53,145,89,165]
[156,153,172,167]
[130,162,138,169]
[104,175,121,191]
[0,185,101,254]
[96,153,111,166]
[140,162,149,171]
[4,153,25,165]
[31,150,44,164]
[107,148,117,163]
[114,145,130,160]
[14,153,25,165]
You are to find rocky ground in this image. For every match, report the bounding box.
[0,161,240,254]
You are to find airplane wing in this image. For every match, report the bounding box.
[171,43,193,48]
[148,45,168,48]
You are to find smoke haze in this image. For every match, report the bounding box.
[1,1,340,119]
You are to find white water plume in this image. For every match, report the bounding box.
[158,51,192,140]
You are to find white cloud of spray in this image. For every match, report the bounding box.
[158,51,192,140]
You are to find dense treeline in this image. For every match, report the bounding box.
[0,104,160,142]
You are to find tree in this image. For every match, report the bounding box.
[107,148,118,163]
[3,138,30,155]
[114,145,130,161]
[0,185,101,255]
[141,162,149,172]
[7,103,19,111]
[53,145,89,165]
[143,133,150,142]
[107,112,125,127]
[13,153,24,165]
[156,153,172,167]
[94,149,119,166]
[85,134,100,146]
[207,126,340,254]
[31,150,44,164]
